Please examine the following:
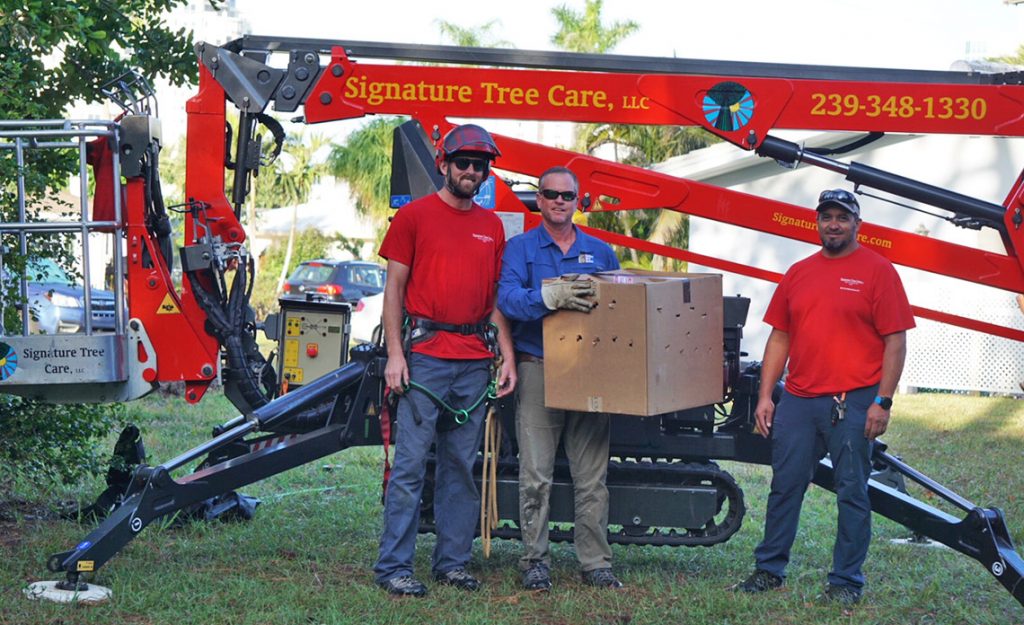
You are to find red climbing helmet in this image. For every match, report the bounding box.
[436,124,501,167]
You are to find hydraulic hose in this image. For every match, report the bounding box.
[187,258,275,414]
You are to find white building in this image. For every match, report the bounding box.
[252,178,378,260]
[654,130,1024,395]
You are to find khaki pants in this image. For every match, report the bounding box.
[516,360,612,572]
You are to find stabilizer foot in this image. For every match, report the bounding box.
[23,580,112,604]
[890,536,949,549]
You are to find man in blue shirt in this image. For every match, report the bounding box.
[497,166,622,591]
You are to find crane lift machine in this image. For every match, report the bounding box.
[5,36,1024,606]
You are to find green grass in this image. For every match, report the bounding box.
[2,391,1024,624]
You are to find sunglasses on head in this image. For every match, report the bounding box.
[539,189,578,202]
[451,157,489,173]
[818,189,857,204]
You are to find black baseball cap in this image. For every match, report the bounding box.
[816,189,860,217]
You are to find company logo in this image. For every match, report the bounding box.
[472,233,495,244]
[839,277,864,292]
[0,342,17,380]
[703,81,754,132]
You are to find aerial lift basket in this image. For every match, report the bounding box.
[0,120,154,403]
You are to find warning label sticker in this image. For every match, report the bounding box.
[157,294,181,314]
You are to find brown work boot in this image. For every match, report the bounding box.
[378,575,428,597]
[434,567,482,591]
[581,567,623,589]
[734,569,783,593]
[522,562,552,591]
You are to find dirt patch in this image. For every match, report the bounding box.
[0,521,27,549]
[0,498,79,522]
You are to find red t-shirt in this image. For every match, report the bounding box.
[764,246,915,397]
[379,193,505,359]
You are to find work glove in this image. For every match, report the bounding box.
[541,274,597,312]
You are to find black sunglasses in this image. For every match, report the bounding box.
[539,189,578,202]
[451,157,488,173]
[818,189,857,204]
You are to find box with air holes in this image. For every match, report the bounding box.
[542,270,723,416]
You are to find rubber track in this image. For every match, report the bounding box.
[425,459,746,548]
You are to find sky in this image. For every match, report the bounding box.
[233,0,1024,71]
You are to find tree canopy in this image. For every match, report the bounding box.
[0,0,206,491]
[551,0,638,53]
[436,19,514,48]
[327,116,405,244]
[1,1,201,122]
[550,0,711,270]
[988,45,1024,66]
[1,1,204,215]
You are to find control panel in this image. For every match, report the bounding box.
[275,298,351,393]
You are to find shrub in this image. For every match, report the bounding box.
[0,396,121,493]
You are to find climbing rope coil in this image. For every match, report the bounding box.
[479,404,502,557]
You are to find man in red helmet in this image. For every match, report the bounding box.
[374,123,517,597]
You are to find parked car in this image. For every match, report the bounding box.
[17,257,119,334]
[281,260,385,304]
[349,291,383,344]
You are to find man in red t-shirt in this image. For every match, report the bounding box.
[373,124,516,597]
[736,189,915,606]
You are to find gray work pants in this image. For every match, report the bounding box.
[516,359,612,572]
[374,353,490,583]
[753,386,875,589]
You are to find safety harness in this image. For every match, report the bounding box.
[405,315,496,352]
[378,313,501,500]
[401,315,499,429]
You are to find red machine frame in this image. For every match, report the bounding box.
[163,37,1024,406]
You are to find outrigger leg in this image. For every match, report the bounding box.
[29,349,385,603]
[814,442,1024,607]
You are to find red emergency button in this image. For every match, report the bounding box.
[306,343,319,358]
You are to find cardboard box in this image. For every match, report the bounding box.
[543,270,723,416]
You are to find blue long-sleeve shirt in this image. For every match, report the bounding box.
[497,225,619,358]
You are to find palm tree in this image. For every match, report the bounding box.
[327,21,515,245]
[326,117,404,244]
[551,0,638,54]
[551,0,715,270]
[272,131,330,291]
[989,45,1024,65]
[575,123,718,270]
[436,19,514,48]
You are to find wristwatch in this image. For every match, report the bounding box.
[874,395,893,410]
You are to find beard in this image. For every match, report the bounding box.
[445,169,483,199]
[822,234,853,254]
